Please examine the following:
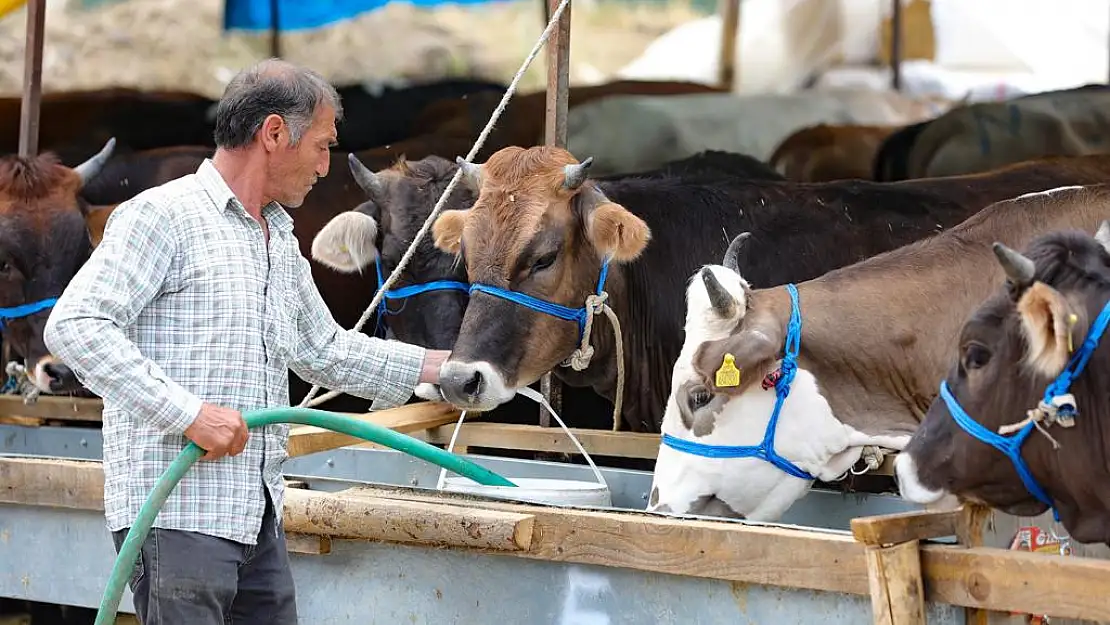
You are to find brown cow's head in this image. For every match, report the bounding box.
[430,145,651,410]
[896,223,1110,543]
[310,153,473,352]
[0,139,115,394]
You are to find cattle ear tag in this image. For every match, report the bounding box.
[1067,313,1078,353]
[715,354,741,388]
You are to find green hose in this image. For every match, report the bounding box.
[93,407,516,625]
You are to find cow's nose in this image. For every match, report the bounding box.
[43,361,79,392]
[438,360,511,411]
[462,369,483,397]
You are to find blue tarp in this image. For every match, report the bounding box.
[223,0,500,32]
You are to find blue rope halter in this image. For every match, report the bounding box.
[372,260,469,336]
[0,298,58,333]
[660,283,815,481]
[466,259,612,343]
[939,296,1110,523]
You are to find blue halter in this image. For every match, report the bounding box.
[0,297,58,333]
[939,296,1110,523]
[372,260,469,335]
[466,259,612,343]
[660,283,815,481]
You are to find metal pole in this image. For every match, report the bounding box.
[716,0,740,90]
[889,0,903,91]
[269,0,282,58]
[540,0,572,426]
[18,0,45,158]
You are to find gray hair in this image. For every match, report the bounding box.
[212,58,343,149]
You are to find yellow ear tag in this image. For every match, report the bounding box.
[339,245,350,254]
[1067,313,1078,353]
[715,353,741,388]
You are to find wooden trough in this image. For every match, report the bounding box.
[2,396,1109,624]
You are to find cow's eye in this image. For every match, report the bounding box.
[688,385,712,410]
[0,261,9,274]
[531,252,557,274]
[963,343,991,370]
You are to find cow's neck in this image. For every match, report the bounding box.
[549,264,663,432]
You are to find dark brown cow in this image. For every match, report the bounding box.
[426,146,1110,433]
[895,212,1110,544]
[0,140,116,394]
[769,123,899,182]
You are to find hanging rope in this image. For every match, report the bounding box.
[299,0,574,410]
[562,292,625,431]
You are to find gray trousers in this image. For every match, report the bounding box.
[110,490,298,624]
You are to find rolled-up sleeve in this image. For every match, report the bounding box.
[286,252,425,409]
[43,199,203,435]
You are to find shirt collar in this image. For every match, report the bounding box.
[196,159,294,234]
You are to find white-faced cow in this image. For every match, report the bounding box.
[650,184,1110,521]
[423,144,1110,434]
[0,139,115,395]
[895,220,1110,545]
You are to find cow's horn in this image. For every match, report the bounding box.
[74,137,116,186]
[700,266,736,318]
[455,156,483,189]
[347,153,384,198]
[563,157,594,190]
[1095,220,1110,254]
[992,242,1035,287]
[723,232,751,272]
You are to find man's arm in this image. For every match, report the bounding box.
[286,252,444,409]
[43,199,203,435]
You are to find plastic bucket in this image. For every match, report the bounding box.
[441,476,612,507]
[435,387,612,508]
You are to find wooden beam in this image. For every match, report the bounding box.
[18,0,45,157]
[423,421,660,458]
[889,0,903,91]
[285,401,462,458]
[283,487,534,551]
[0,395,103,421]
[284,532,331,555]
[716,0,740,89]
[851,508,961,546]
[865,540,926,625]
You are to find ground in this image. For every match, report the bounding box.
[0,0,707,97]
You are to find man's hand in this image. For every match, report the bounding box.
[184,403,249,461]
[418,350,451,385]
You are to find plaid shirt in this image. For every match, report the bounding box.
[44,159,427,545]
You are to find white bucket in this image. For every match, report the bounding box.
[436,387,612,508]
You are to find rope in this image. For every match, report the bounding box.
[299,0,574,410]
[562,293,625,431]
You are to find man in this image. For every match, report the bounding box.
[43,59,449,623]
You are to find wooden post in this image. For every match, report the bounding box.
[269,0,282,58]
[889,0,903,91]
[539,0,572,425]
[955,504,994,625]
[18,0,45,158]
[716,0,740,90]
[851,510,936,625]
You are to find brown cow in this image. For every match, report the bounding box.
[895,214,1110,544]
[0,139,116,394]
[768,123,899,182]
[426,147,1110,434]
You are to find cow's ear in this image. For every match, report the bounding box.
[691,316,783,396]
[578,185,650,262]
[1017,281,1081,378]
[432,209,468,255]
[311,204,380,273]
[85,204,117,248]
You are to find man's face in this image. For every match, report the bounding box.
[270,103,337,208]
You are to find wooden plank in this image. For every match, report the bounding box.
[282,487,534,552]
[0,456,105,511]
[285,531,332,555]
[851,508,961,546]
[17,0,44,157]
[285,401,462,458]
[865,540,926,625]
[0,395,103,421]
[423,422,661,458]
[716,0,740,89]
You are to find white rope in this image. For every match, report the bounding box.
[562,292,625,432]
[299,0,574,409]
